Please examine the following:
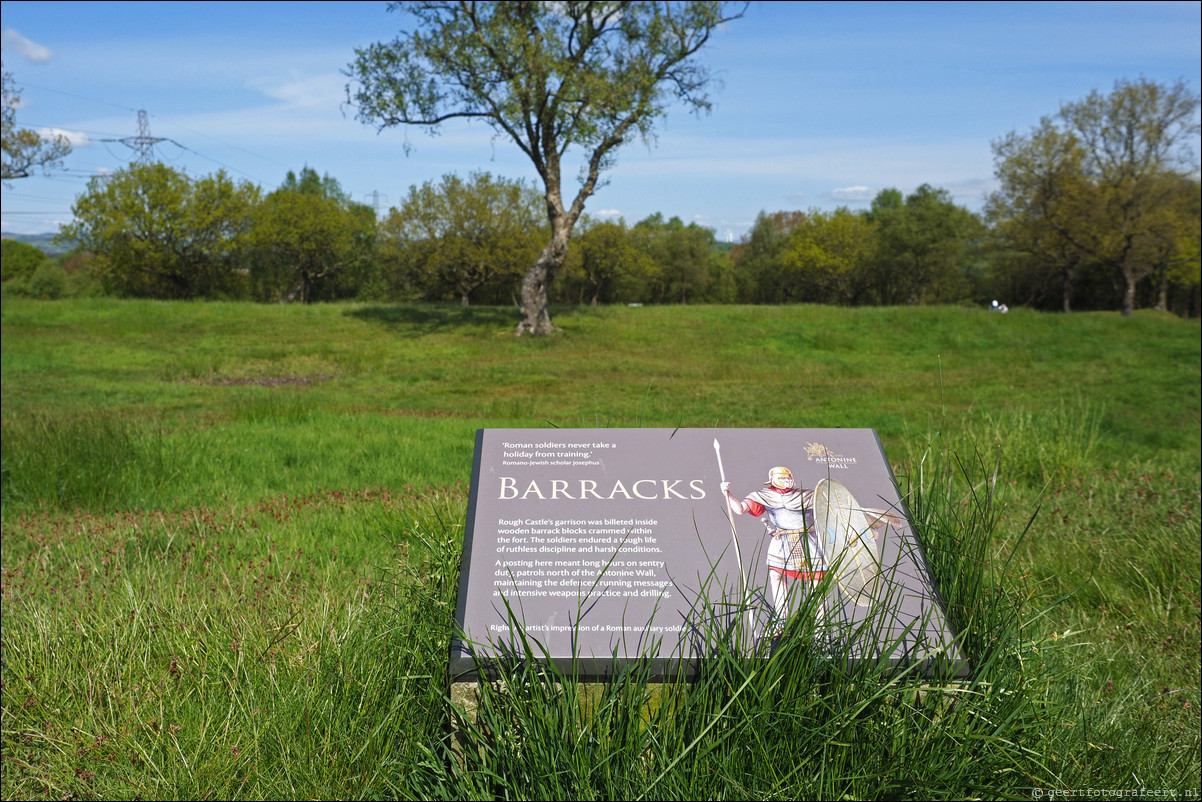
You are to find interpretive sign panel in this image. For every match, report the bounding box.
[450,429,967,680]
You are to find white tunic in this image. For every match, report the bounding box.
[743,486,827,575]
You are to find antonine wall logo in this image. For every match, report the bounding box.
[805,442,858,469]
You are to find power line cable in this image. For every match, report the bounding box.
[169,141,260,181]
[12,80,140,115]
[0,190,75,202]
[149,111,290,171]
[17,82,281,182]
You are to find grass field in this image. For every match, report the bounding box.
[2,298,1199,799]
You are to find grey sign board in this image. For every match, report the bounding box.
[450,428,968,680]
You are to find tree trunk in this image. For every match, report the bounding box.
[1121,271,1137,318]
[515,250,559,335]
[515,224,571,336]
[281,280,306,304]
[1155,266,1168,312]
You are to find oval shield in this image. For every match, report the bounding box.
[813,478,881,607]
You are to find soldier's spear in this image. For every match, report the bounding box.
[714,439,752,632]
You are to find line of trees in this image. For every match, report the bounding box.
[731,186,985,308]
[987,78,1200,317]
[3,81,1198,316]
[45,165,377,303]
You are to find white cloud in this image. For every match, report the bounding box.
[251,73,345,109]
[829,186,875,201]
[39,127,91,147]
[595,209,621,217]
[2,29,54,63]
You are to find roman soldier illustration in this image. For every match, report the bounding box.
[721,466,901,638]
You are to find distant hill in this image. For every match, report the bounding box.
[0,232,73,255]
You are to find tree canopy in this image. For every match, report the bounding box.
[380,171,544,305]
[631,213,716,303]
[347,0,745,334]
[1,239,48,284]
[2,64,72,182]
[62,163,260,299]
[989,78,1201,316]
[777,208,875,306]
[560,217,653,305]
[868,185,983,306]
[246,168,376,303]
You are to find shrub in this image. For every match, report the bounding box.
[28,261,66,299]
[0,238,45,283]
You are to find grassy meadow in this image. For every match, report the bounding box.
[2,297,1199,799]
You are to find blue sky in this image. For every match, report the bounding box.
[2,1,1199,241]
